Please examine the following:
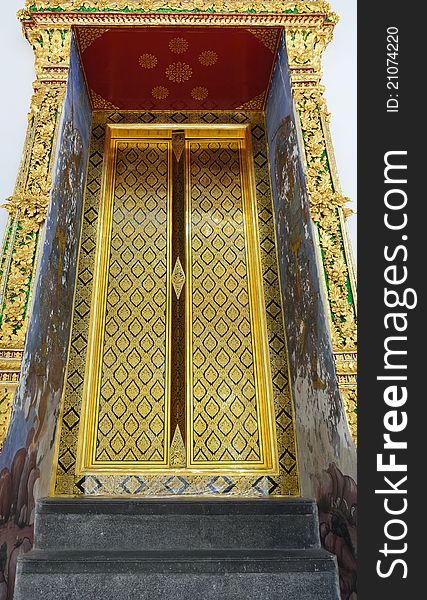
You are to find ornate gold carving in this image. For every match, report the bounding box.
[19,2,338,32]
[166,62,193,83]
[23,1,336,17]
[286,26,334,74]
[138,53,158,69]
[191,86,208,101]
[0,351,21,448]
[1,83,67,348]
[172,257,185,300]
[198,50,218,66]
[152,86,169,100]
[3,192,49,224]
[0,385,17,451]
[343,207,354,220]
[172,131,185,162]
[169,37,189,54]
[91,89,119,110]
[293,86,356,351]
[335,351,357,443]
[77,27,109,52]
[247,28,278,53]
[26,26,71,84]
[170,425,186,467]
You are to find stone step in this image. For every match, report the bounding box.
[35,497,321,551]
[15,548,340,600]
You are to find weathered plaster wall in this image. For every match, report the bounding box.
[265,36,357,599]
[0,37,91,599]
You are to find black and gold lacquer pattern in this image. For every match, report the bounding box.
[54,111,299,496]
[96,141,169,464]
[189,141,261,464]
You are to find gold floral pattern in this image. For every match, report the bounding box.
[166,62,193,83]
[91,89,119,109]
[78,27,109,53]
[247,28,278,53]
[151,85,169,99]
[169,37,189,54]
[138,53,158,68]
[237,92,265,110]
[191,86,208,101]
[198,50,218,66]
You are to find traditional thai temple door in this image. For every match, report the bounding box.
[77,125,277,477]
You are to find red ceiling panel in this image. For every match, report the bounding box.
[75,27,281,111]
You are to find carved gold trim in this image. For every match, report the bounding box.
[0,384,18,451]
[1,26,70,365]
[19,2,338,30]
[292,86,356,349]
[0,84,67,348]
[22,1,336,17]
[334,351,357,443]
[0,351,22,448]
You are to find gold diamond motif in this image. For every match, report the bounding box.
[166,62,193,83]
[138,53,158,69]
[198,50,218,66]
[172,257,185,299]
[95,141,169,463]
[189,141,261,463]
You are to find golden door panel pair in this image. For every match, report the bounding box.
[77,125,277,475]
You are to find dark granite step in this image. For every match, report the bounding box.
[15,548,340,600]
[15,497,340,599]
[35,497,321,551]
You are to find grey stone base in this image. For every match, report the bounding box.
[35,497,321,551]
[15,498,341,600]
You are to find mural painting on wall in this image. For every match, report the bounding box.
[265,35,357,600]
[0,119,85,598]
[276,113,344,412]
[317,464,357,600]
[0,36,91,597]
[273,113,357,600]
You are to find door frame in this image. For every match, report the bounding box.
[76,124,278,476]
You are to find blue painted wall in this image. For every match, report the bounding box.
[0,36,91,598]
[265,34,357,599]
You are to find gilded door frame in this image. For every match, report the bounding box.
[76,123,278,476]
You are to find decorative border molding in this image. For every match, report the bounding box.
[21,1,337,17]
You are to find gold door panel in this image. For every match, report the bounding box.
[78,136,172,471]
[77,126,277,475]
[187,140,274,469]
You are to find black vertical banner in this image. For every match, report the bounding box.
[358,2,425,598]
